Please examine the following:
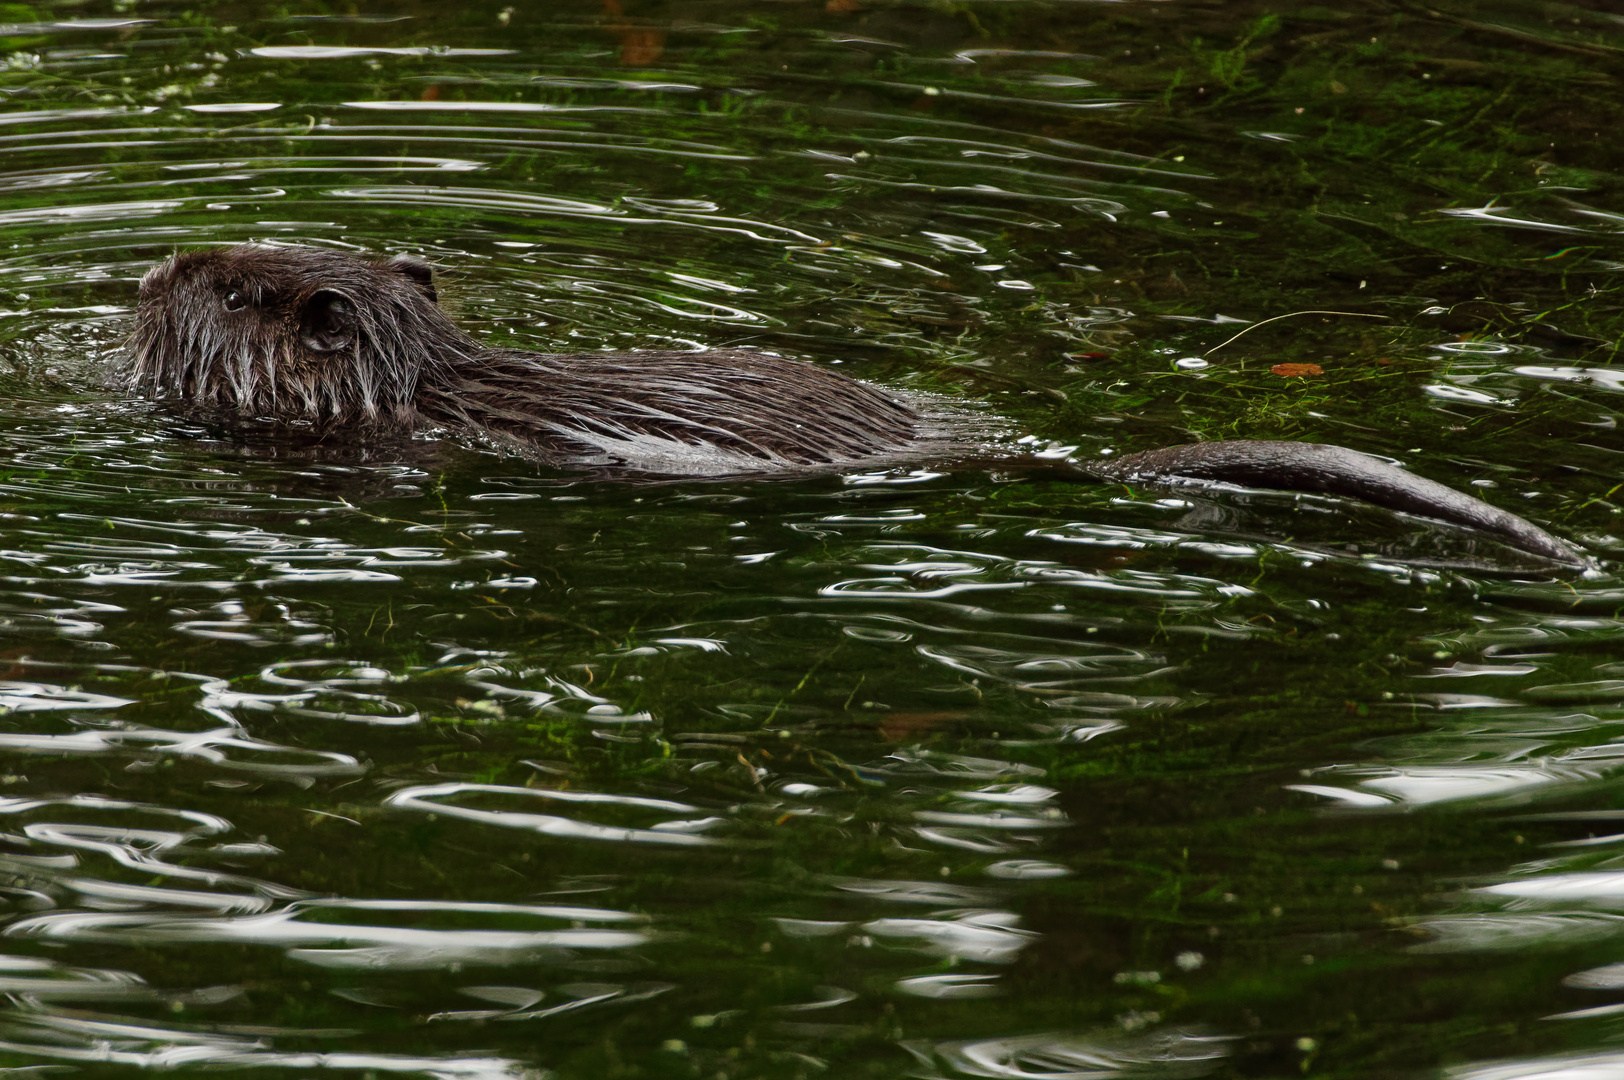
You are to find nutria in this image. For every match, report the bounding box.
[124,244,1586,567]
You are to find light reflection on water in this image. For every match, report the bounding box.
[0,1,1623,1078]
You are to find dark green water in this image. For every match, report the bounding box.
[2,2,1624,1077]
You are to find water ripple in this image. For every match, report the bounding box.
[384,782,723,846]
[0,1010,535,1079]
[6,897,649,970]
[901,1028,1231,1079]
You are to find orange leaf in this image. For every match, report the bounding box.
[619,28,664,65]
[879,711,962,742]
[1270,363,1324,378]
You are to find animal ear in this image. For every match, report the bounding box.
[384,254,437,303]
[299,289,358,354]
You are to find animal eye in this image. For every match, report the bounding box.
[222,289,246,312]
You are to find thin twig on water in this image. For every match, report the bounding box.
[1204,311,1389,356]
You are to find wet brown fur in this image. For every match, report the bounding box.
[124,244,1587,566]
[126,245,916,471]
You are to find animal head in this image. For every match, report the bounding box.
[126,244,465,427]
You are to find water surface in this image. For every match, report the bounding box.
[2,2,1624,1077]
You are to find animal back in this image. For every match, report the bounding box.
[417,348,918,474]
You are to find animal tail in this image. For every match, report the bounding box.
[1086,440,1588,568]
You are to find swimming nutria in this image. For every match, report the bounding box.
[124,244,1586,566]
